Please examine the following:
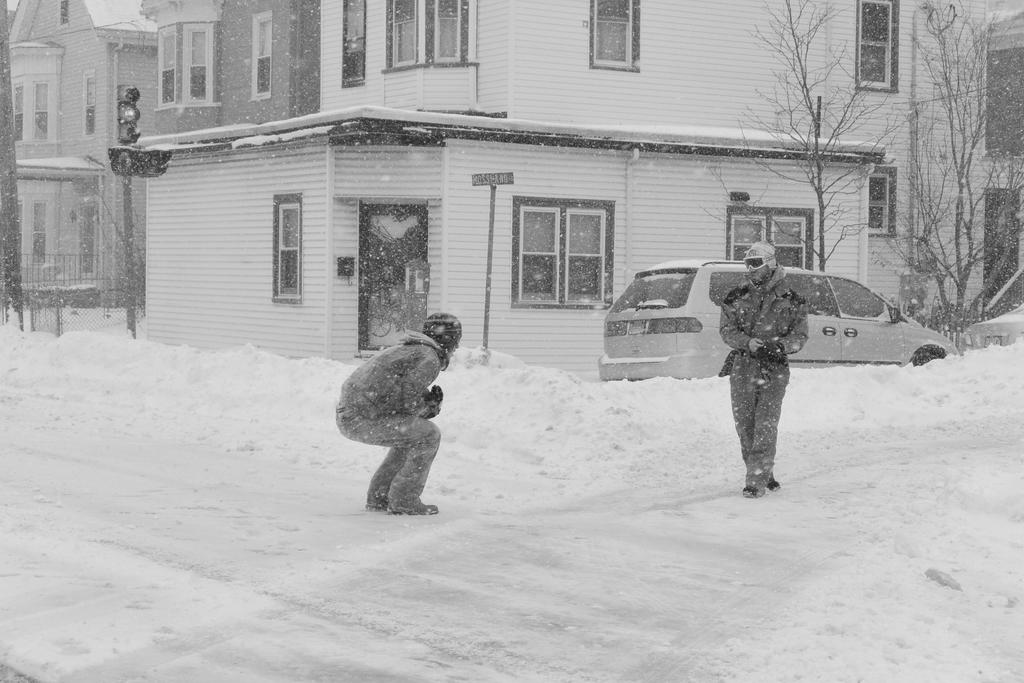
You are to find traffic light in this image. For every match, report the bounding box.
[117,86,141,145]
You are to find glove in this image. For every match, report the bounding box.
[754,340,787,364]
[420,385,443,419]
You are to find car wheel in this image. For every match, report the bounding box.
[910,346,946,367]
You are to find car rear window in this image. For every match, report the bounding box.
[610,270,697,312]
[709,272,749,306]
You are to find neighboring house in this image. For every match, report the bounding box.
[139,0,995,375]
[140,0,320,134]
[985,8,1024,317]
[9,0,156,304]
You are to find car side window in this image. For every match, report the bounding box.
[828,276,887,319]
[788,274,840,316]
[709,272,749,306]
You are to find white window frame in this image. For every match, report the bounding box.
[33,82,49,141]
[727,208,811,269]
[857,0,897,90]
[868,167,897,235]
[252,12,273,99]
[564,209,608,304]
[159,27,177,105]
[390,0,418,67]
[512,197,615,308]
[13,83,23,142]
[434,0,461,63]
[273,194,302,301]
[83,71,96,136]
[184,24,213,103]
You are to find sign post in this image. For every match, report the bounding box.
[471,172,514,357]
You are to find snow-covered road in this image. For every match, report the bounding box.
[1,328,1022,682]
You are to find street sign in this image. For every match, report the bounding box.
[471,172,514,186]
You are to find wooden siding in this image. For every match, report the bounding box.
[146,144,330,357]
[320,0,386,110]
[382,67,477,111]
[474,0,508,112]
[217,0,293,123]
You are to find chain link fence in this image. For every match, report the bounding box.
[1,254,139,336]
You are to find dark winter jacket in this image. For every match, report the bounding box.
[719,266,809,363]
[337,332,445,419]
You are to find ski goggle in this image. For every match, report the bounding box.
[744,257,766,269]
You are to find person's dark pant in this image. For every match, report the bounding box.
[336,408,441,510]
[728,355,790,491]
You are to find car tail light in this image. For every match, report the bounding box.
[605,321,628,337]
[647,317,703,334]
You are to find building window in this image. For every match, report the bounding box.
[32,202,47,264]
[591,0,640,70]
[868,167,897,235]
[159,28,176,104]
[185,25,212,102]
[252,12,273,98]
[60,0,69,24]
[273,194,302,301]
[80,204,97,276]
[343,0,366,87]
[727,207,813,268]
[33,83,48,140]
[512,197,615,307]
[431,0,468,63]
[83,72,96,136]
[388,0,417,67]
[857,0,898,91]
[13,85,22,142]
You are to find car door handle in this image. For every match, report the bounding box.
[822,326,837,336]
[844,328,858,338]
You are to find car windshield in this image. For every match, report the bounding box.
[610,270,697,313]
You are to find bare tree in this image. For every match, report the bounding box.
[747,0,895,270]
[897,3,1024,332]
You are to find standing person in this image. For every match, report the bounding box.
[336,313,462,515]
[719,242,808,498]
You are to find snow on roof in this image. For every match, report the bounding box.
[83,0,155,32]
[230,126,337,150]
[139,105,883,159]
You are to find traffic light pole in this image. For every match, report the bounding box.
[121,174,136,338]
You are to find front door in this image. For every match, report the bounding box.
[358,203,429,350]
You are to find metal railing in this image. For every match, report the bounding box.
[2,254,139,336]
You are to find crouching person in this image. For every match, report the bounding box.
[336,313,462,515]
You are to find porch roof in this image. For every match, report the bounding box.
[141,106,886,165]
[17,157,106,180]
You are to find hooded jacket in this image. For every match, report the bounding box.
[338,332,445,419]
[719,266,809,359]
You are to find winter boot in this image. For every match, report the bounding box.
[767,478,781,492]
[742,486,765,499]
[388,501,439,515]
[366,491,390,512]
